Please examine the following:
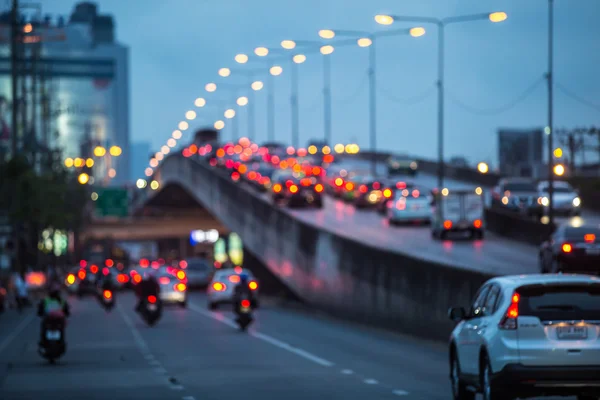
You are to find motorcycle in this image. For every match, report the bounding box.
[235,298,253,332]
[39,314,67,364]
[99,289,115,311]
[140,295,162,326]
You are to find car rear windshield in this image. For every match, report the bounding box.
[540,186,572,193]
[504,183,537,192]
[564,228,600,242]
[518,284,600,321]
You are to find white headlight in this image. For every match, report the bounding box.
[573,197,581,207]
[541,197,549,207]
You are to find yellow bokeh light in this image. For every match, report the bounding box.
[475,187,483,195]
[320,45,334,55]
[334,144,344,154]
[91,192,98,201]
[410,27,426,38]
[64,158,74,168]
[78,173,89,185]
[179,121,189,131]
[224,109,236,119]
[477,162,489,174]
[237,96,248,106]
[554,164,565,176]
[308,145,317,155]
[214,120,225,130]
[441,188,449,196]
[489,12,508,23]
[23,23,32,33]
[322,146,331,155]
[205,83,217,92]
[375,15,394,25]
[281,40,296,49]
[186,110,197,120]
[270,65,283,76]
[553,147,563,158]
[86,158,94,168]
[235,53,249,64]
[357,38,372,47]
[172,130,182,139]
[293,54,306,64]
[94,146,106,157]
[319,29,335,39]
[254,47,269,56]
[251,81,264,91]
[109,146,122,157]
[74,158,84,168]
[218,68,231,77]
[195,97,206,107]
[150,180,159,190]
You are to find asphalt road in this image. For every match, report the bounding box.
[0,291,578,400]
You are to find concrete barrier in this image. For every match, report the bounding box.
[485,207,555,246]
[155,154,494,340]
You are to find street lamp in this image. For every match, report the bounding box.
[185,110,197,120]
[205,83,217,92]
[214,120,225,130]
[195,97,206,107]
[235,53,249,64]
[172,130,182,139]
[93,146,106,157]
[109,146,122,157]
[376,12,507,190]
[78,173,90,185]
[477,162,489,174]
[218,68,231,77]
[178,121,189,131]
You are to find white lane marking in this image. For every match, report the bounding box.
[392,390,409,396]
[117,305,150,353]
[364,379,378,385]
[0,314,35,354]
[341,369,354,375]
[188,303,334,367]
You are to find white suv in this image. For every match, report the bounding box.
[448,274,600,400]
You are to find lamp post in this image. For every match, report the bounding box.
[546,0,555,226]
[375,12,507,190]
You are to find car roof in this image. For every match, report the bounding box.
[489,274,600,288]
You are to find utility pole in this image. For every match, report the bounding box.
[10,0,19,156]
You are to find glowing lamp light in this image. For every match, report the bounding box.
[218,67,231,77]
[224,109,236,119]
[293,54,306,64]
[185,110,197,120]
[172,130,182,139]
[270,65,283,76]
[319,29,335,39]
[254,47,269,56]
[251,81,264,91]
[195,97,206,107]
[179,121,189,131]
[357,38,372,47]
[214,120,225,130]
[205,83,217,92]
[375,14,394,25]
[477,162,489,174]
[489,12,508,23]
[237,96,248,106]
[281,40,296,49]
[320,45,334,55]
[410,27,426,38]
[235,53,249,64]
[150,180,160,190]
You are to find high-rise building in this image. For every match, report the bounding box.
[498,128,544,178]
[130,141,151,181]
[0,2,130,185]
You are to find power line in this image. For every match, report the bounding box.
[555,81,600,113]
[446,77,544,116]
[377,83,437,106]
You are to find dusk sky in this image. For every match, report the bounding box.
[48,0,600,179]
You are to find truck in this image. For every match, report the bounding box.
[431,189,485,240]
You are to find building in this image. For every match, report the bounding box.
[130,141,151,181]
[498,128,544,178]
[0,1,130,185]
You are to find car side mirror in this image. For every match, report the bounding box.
[448,307,467,322]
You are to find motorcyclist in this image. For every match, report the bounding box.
[135,270,160,312]
[232,273,256,314]
[37,282,70,345]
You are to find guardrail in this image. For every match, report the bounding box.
[485,207,555,246]
[154,154,493,341]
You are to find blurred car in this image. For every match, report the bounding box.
[324,165,347,197]
[339,173,371,202]
[536,180,581,217]
[386,185,432,225]
[207,268,259,310]
[249,165,275,192]
[491,178,539,216]
[353,178,387,208]
[157,270,187,307]
[271,171,324,208]
[448,274,600,400]
[539,224,600,274]
[25,271,46,292]
[431,188,485,240]
[180,257,213,288]
[387,154,418,176]
[376,180,413,214]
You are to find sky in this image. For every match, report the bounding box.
[46,0,600,179]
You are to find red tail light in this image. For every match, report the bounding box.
[176,271,186,280]
[443,220,453,230]
[159,277,170,285]
[289,184,299,193]
[103,290,112,300]
[312,166,321,176]
[105,259,114,267]
[79,260,87,267]
[323,154,334,163]
[90,265,98,274]
[241,299,251,308]
[412,189,420,198]
[151,261,159,269]
[301,178,311,186]
[248,171,257,180]
[229,275,240,283]
[133,274,142,284]
[584,234,596,243]
[359,185,368,193]
[175,283,187,292]
[140,258,149,267]
[373,182,380,190]
[562,243,572,253]
[212,282,226,291]
[499,292,520,330]
[396,182,406,189]
[189,144,198,153]
[117,274,129,283]
[345,182,354,191]
[182,148,192,157]
[234,266,243,274]
[231,171,240,181]
[314,184,324,193]
[473,219,482,229]
[102,267,109,276]
[396,201,406,210]
[147,295,157,304]
[334,177,343,187]
[249,281,258,290]
[179,260,188,269]
[78,270,86,280]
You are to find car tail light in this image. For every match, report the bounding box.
[179,260,187,269]
[102,267,109,276]
[443,220,452,230]
[562,243,572,253]
[140,259,149,267]
[373,182,380,190]
[473,219,482,229]
[383,189,392,198]
[334,178,343,187]
[90,265,98,274]
[584,234,596,243]
[133,274,142,284]
[105,259,114,267]
[396,182,406,189]
[499,292,520,330]
[79,260,87,268]
[273,183,282,193]
[147,295,157,304]
[345,182,354,191]
[66,274,75,285]
[78,270,86,280]
[289,185,299,193]
[229,275,240,283]
[159,277,170,285]
[214,261,221,268]
[248,171,257,180]
[323,154,334,163]
[249,281,258,290]
[301,178,311,186]
[241,299,251,308]
[312,166,321,176]
[209,158,217,166]
[231,171,240,181]
[412,189,420,198]
[314,184,324,193]
[212,282,226,291]
[103,290,112,300]
[176,271,186,280]
[117,274,129,283]
[359,185,368,193]
[175,283,187,292]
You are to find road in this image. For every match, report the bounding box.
[0,292,577,400]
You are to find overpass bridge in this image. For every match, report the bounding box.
[131,152,542,340]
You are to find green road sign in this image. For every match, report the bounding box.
[95,188,129,217]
